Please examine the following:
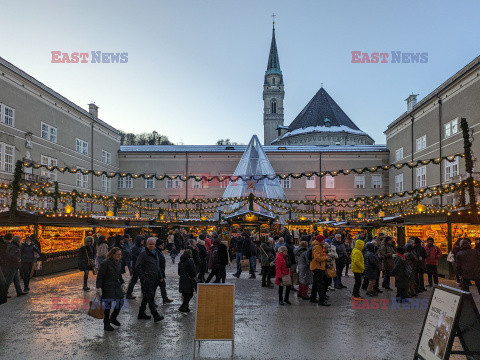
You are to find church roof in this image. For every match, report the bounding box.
[288,87,360,131]
[265,27,282,77]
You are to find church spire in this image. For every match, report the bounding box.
[266,17,282,77]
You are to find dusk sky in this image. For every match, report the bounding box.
[2,0,480,145]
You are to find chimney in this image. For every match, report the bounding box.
[405,94,418,112]
[88,103,99,118]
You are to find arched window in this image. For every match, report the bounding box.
[271,100,277,114]
[272,77,276,85]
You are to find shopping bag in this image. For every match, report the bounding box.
[87,297,104,319]
[240,259,250,271]
[35,261,42,271]
[281,274,292,286]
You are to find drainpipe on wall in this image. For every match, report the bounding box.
[319,151,322,217]
[437,95,443,206]
[411,116,415,192]
[185,151,189,218]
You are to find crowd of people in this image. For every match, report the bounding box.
[1,227,479,332]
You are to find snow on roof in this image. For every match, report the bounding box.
[119,144,388,153]
[279,125,368,140]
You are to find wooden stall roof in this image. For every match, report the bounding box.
[0,211,152,228]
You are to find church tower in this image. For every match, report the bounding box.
[263,20,285,145]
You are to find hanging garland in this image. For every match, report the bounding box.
[21,153,463,182]
[460,118,477,212]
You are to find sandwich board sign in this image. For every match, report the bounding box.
[193,283,235,360]
[414,285,480,360]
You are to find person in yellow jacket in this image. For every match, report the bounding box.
[309,235,331,306]
[351,239,365,300]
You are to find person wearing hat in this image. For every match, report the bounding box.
[309,235,330,306]
[155,239,173,304]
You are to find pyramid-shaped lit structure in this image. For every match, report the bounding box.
[221,135,289,223]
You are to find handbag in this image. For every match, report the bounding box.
[87,297,104,319]
[325,263,337,278]
[240,258,250,271]
[446,251,454,263]
[281,274,292,286]
[260,245,275,266]
[85,247,97,275]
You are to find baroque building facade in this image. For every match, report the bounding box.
[1,26,478,219]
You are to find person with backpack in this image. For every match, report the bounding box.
[364,242,380,297]
[332,233,347,289]
[260,237,275,288]
[309,235,330,306]
[351,239,365,300]
[380,236,396,290]
[126,235,145,299]
[206,239,229,283]
[425,237,442,287]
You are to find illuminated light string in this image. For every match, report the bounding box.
[21,153,464,182]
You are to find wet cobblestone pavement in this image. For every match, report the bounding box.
[1,259,478,360]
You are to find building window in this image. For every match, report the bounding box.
[272,77,276,85]
[445,118,459,138]
[416,135,426,151]
[40,155,57,181]
[445,158,459,181]
[2,105,14,127]
[192,179,203,189]
[118,176,133,189]
[102,175,111,193]
[166,176,182,189]
[395,148,403,162]
[76,139,88,155]
[102,150,111,164]
[0,143,15,173]
[220,175,230,188]
[145,176,155,189]
[279,176,291,189]
[354,175,365,189]
[395,174,403,192]
[416,166,427,188]
[306,176,316,189]
[41,122,57,143]
[271,100,277,114]
[372,175,382,189]
[76,169,88,189]
[195,203,203,210]
[325,175,335,189]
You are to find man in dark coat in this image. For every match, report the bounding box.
[135,238,164,322]
[20,237,40,293]
[155,239,173,304]
[456,239,480,294]
[0,236,8,303]
[393,247,409,302]
[413,237,427,292]
[126,236,145,299]
[4,235,26,297]
[332,234,347,289]
[380,237,396,290]
[178,249,197,313]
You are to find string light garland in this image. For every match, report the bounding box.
[21,153,464,182]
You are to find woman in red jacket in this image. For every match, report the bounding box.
[275,246,291,305]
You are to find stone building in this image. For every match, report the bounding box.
[385,54,480,207]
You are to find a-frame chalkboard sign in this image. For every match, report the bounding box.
[414,284,480,360]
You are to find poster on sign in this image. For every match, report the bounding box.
[414,285,480,360]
